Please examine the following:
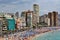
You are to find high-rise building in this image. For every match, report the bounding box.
[53,11,58,26]
[26,10,33,27]
[33,4,39,27]
[21,11,26,27]
[48,11,58,26]
[33,4,39,23]
[48,12,52,26]
[21,10,33,27]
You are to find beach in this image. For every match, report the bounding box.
[31,29,60,40]
[0,27,60,40]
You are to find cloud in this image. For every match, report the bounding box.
[11,1,19,4]
[0,0,60,16]
[0,3,33,13]
[11,0,33,4]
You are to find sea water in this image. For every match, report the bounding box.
[33,30,60,40]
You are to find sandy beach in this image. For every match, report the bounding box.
[0,28,60,40]
[31,29,60,40]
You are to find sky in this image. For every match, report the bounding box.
[0,0,60,15]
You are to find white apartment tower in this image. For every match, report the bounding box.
[33,4,39,23]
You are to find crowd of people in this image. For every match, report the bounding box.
[0,27,60,40]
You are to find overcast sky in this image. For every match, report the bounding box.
[0,0,60,15]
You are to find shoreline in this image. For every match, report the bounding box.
[31,29,60,40]
[0,29,60,40]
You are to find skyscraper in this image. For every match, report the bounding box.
[48,11,58,26]
[33,4,39,23]
[48,12,52,26]
[33,4,39,27]
[53,11,58,26]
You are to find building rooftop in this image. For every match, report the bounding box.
[33,4,39,6]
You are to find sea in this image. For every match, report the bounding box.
[33,30,60,40]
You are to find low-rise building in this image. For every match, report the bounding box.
[39,14,50,27]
